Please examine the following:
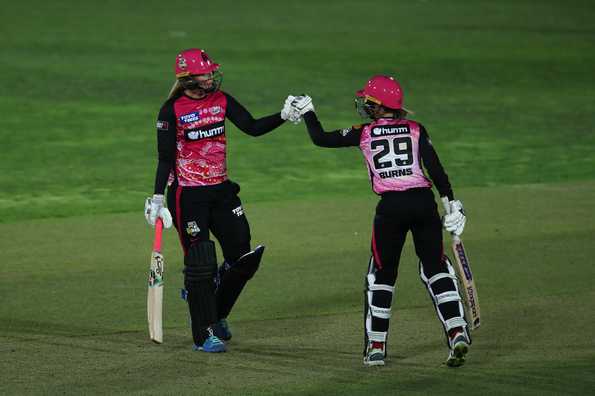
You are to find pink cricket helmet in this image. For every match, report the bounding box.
[356,75,405,110]
[174,48,220,78]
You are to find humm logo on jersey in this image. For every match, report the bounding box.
[371,125,410,137]
[185,121,225,141]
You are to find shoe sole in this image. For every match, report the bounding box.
[446,342,469,367]
[363,359,385,367]
[197,347,226,353]
[193,345,227,353]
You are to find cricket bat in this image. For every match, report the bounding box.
[441,198,481,330]
[147,218,165,343]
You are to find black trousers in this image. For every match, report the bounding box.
[371,187,444,285]
[167,180,251,262]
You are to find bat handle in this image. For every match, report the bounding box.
[153,218,164,253]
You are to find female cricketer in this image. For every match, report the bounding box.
[144,48,297,352]
[290,75,471,367]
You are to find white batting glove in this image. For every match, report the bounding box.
[144,194,173,228]
[281,95,301,124]
[291,95,315,116]
[443,200,466,236]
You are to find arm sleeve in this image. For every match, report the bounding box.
[224,93,285,137]
[419,125,454,200]
[303,111,362,148]
[153,100,177,195]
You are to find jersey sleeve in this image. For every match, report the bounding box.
[418,124,454,200]
[153,99,177,195]
[224,93,284,136]
[303,111,362,148]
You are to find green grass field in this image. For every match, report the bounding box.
[2,0,595,394]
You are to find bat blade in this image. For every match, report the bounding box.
[147,219,164,343]
[451,237,481,330]
[440,197,481,331]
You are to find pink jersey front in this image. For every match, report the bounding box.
[359,118,432,194]
[173,91,228,186]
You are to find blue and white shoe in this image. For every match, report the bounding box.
[213,319,232,341]
[193,335,226,353]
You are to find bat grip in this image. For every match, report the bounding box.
[153,218,163,252]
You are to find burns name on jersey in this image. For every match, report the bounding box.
[378,168,414,179]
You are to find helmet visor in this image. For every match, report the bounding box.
[355,96,376,119]
[179,70,223,93]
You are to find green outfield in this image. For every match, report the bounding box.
[1,0,595,394]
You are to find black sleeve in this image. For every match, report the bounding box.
[224,93,285,136]
[303,111,362,148]
[419,125,454,200]
[153,100,177,195]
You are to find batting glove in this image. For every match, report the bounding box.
[291,95,315,116]
[281,95,301,124]
[144,194,173,228]
[443,200,466,236]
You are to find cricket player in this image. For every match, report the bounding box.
[289,76,471,367]
[144,48,298,352]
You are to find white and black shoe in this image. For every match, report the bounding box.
[446,329,470,367]
[363,341,386,367]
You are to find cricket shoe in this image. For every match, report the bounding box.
[446,329,469,367]
[193,335,226,353]
[363,341,386,367]
[213,319,232,341]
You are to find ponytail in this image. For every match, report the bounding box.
[167,80,184,100]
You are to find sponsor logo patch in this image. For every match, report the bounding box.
[209,106,222,115]
[371,125,410,137]
[156,120,169,130]
[232,206,244,217]
[185,221,200,237]
[180,112,201,124]
[184,121,225,141]
[340,127,352,136]
[177,55,187,69]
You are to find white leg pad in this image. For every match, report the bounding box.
[370,305,392,319]
[446,317,468,330]
[365,256,394,343]
[435,291,462,305]
[420,259,467,332]
[367,330,387,342]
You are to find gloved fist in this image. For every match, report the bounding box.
[443,200,466,236]
[291,95,315,116]
[144,194,173,228]
[281,95,301,124]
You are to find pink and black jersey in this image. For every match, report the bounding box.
[359,119,431,194]
[153,91,284,194]
[172,91,228,186]
[302,112,454,199]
